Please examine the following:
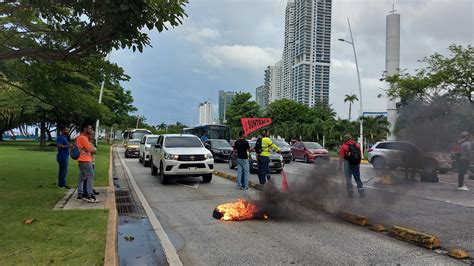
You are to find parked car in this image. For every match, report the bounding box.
[124,139,141,158]
[149,134,214,184]
[272,139,293,164]
[139,134,159,167]
[204,139,233,162]
[291,141,330,164]
[368,141,452,173]
[228,141,283,174]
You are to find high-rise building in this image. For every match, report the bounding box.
[279,0,332,107]
[255,85,268,109]
[218,90,235,124]
[198,101,213,125]
[269,61,282,103]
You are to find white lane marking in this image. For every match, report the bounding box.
[117,149,183,266]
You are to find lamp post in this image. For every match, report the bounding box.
[339,17,364,158]
[94,54,111,146]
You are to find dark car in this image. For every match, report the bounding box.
[228,141,283,174]
[272,139,293,163]
[204,139,233,162]
[291,141,330,164]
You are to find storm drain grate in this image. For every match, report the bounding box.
[115,190,137,215]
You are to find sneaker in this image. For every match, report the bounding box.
[87,195,99,203]
[77,195,83,200]
[243,187,249,190]
[458,186,470,191]
[237,187,243,190]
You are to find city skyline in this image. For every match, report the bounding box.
[110,0,473,126]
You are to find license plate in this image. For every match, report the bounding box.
[188,167,197,171]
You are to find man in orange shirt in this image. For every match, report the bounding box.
[76,124,97,203]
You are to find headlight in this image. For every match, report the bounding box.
[205,153,213,159]
[164,153,179,160]
[212,149,221,154]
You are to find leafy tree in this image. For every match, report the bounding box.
[344,94,358,120]
[384,44,473,103]
[0,1,188,61]
[361,115,390,142]
[225,92,261,137]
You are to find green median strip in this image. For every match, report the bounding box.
[0,141,110,265]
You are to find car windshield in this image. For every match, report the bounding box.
[128,140,140,145]
[146,137,158,144]
[273,139,290,147]
[165,137,202,148]
[304,142,323,149]
[211,139,231,148]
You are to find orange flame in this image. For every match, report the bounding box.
[216,199,259,221]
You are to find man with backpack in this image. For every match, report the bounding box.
[256,129,281,185]
[339,134,365,198]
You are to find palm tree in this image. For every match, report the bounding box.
[344,94,358,121]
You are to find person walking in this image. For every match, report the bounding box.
[233,131,250,190]
[457,131,471,191]
[56,127,72,189]
[339,134,365,198]
[76,124,98,202]
[256,129,280,185]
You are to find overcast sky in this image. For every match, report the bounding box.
[111,0,473,127]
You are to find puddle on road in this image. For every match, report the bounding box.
[118,216,168,266]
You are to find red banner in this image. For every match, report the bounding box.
[240,118,272,136]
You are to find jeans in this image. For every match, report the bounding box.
[237,159,250,188]
[458,159,470,187]
[257,155,270,184]
[57,156,68,187]
[344,160,364,194]
[83,162,96,194]
[78,162,94,197]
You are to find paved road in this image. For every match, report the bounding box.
[116,147,464,265]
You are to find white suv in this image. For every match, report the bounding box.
[139,134,159,167]
[150,134,214,184]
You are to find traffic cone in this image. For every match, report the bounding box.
[281,169,289,192]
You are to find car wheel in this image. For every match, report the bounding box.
[159,164,169,184]
[285,159,291,164]
[372,157,386,170]
[202,174,212,183]
[144,159,149,167]
[124,152,129,158]
[138,155,142,163]
[439,169,449,174]
[304,155,309,164]
[229,159,235,169]
[292,154,296,161]
[275,169,282,174]
[151,160,158,176]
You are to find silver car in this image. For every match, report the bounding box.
[368,141,452,173]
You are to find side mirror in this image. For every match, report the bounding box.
[154,144,161,149]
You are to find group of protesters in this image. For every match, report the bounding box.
[56,123,99,203]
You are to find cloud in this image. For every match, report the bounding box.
[184,27,221,43]
[202,45,280,71]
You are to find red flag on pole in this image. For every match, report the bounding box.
[281,169,289,192]
[240,118,272,136]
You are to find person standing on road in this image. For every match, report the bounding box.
[457,131,471,191]
[339,134,365,198]
[257,130,281,185]
[76,124,98,203]
[56,127,72,189]
[233,131,250,190]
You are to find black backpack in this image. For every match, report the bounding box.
[255,138,263,154]
[344,143,361,164]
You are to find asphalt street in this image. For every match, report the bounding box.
[115,146,467,265]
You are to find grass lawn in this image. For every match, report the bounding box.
[0,141,111,265]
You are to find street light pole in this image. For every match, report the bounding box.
[94,53,111,146]
[339,17,364,158]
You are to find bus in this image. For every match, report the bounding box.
[123,128,152,147]
[183,124,231,143]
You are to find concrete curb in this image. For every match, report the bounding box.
[448,249,470,259]
[104,145,119,266]
[339,211,370,226]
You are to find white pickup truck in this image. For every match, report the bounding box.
[149,134,214,184]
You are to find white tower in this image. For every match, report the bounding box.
[385,7,400,140]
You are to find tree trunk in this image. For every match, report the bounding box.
[348,103,352,121]
[39,111,46,150]
[0,131,3,141]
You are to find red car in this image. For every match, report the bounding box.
[291,141,330,164]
